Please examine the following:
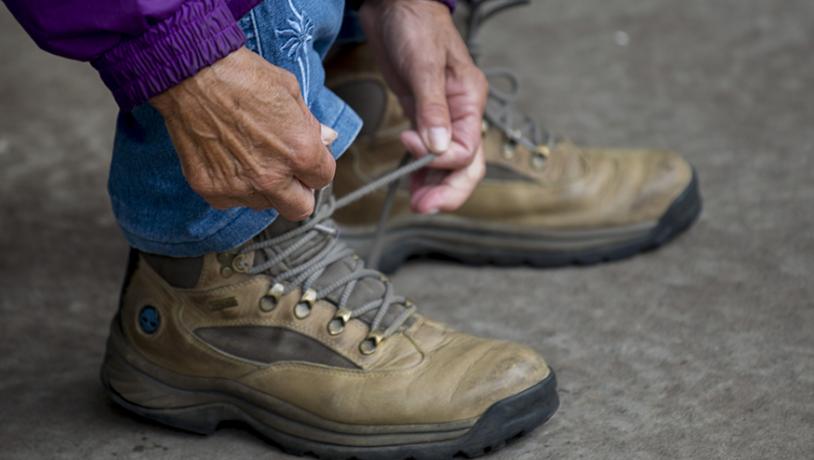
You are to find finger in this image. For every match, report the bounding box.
[427,65,488,169]
[197,181,277,211]
[205,195,250,210]
[401,128,476,170]
[410,145,485,213]
[292,146,336,190]
[409,167,447,212]
[289,114,337,189]
[321,124,338,146]
[243,193,282,212]
[401,129,428,157]
[265,177,316,221]
[220,194,274,211]
[408,63,452,155]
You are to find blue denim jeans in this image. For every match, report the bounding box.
[109,0,362,257]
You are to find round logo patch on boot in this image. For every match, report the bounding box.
[138,305,160,334]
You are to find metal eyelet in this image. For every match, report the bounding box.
[218,252,246,277]
[294,288,317,319]
[232,253,251,273]
[481,119,489,136]
[502,142,516,160]
[259,283,285,312]
[359,331,384,355]
[536,144,552,158]
[531,152,547,169]
[327,307,352,336]
[258,297,276,312]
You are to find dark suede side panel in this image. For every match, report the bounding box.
[195,326,359,369]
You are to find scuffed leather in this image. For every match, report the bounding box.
[118,252,550,424]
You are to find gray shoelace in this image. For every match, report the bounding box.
[238,153,435,342]
[354,1,554,272]
[240,1,547,311]
[463,0,558,153]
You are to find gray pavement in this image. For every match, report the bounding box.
[1,1,813,459]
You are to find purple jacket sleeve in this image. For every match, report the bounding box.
[3,0,455,111]
[437,0,456,12]
[3,0,251,110]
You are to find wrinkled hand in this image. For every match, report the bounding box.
[150,47,337,221]
[360,0,488,214]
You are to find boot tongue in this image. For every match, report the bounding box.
[258,186,333,238]
[259,214,301,239]
[252,188,332,270]
[250,189,403,329]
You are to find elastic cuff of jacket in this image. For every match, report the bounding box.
[347,0,455,12]
[437,0,456,12]
[91,0,245,112]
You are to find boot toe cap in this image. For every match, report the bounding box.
[443,340,552,419]
[595,147,695,222]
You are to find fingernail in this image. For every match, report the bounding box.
[321,125,338,145]
[427,127,450,153]
[422,195,441,215]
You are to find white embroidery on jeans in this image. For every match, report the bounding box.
[275,0,315,103]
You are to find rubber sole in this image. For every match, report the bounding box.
[102,354,559,460]
[341,171,702,273]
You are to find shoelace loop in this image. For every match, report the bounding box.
[464,0,559,162]
[238,154,435,352]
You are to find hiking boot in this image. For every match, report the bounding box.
[101,187,558,459]
[325,35,701,272]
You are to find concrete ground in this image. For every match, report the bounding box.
[1,1,812,459]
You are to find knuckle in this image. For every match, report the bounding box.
[320,155,336,181]
[290,209,312,221]
[288,200,314,221]
[476,72,489,98]
[280,71,300,92]
[475,162,486,181]
[287,149,311,171]
[286,134,311,155]
[291,141,323,169]
[464,68,489,101]
[253,174,284,194]
[472,67,488,87]
[459,146,476,161]
[189,179,215,196]
[445,149,472,168]
[414,59,442,76]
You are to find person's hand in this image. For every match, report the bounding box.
[150,47,336,221]
[359,0,488,214]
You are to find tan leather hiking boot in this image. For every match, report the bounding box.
[325,41,701,272]
[101,189,558,459]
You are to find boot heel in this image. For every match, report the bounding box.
[100,334,226,435]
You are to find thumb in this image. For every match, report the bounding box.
[411,66,451,155]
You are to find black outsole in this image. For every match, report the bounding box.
[106,371,559,460]
[374,170,702,273]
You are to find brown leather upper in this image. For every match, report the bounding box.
[117,251,550,425]
[325,44,693,231]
